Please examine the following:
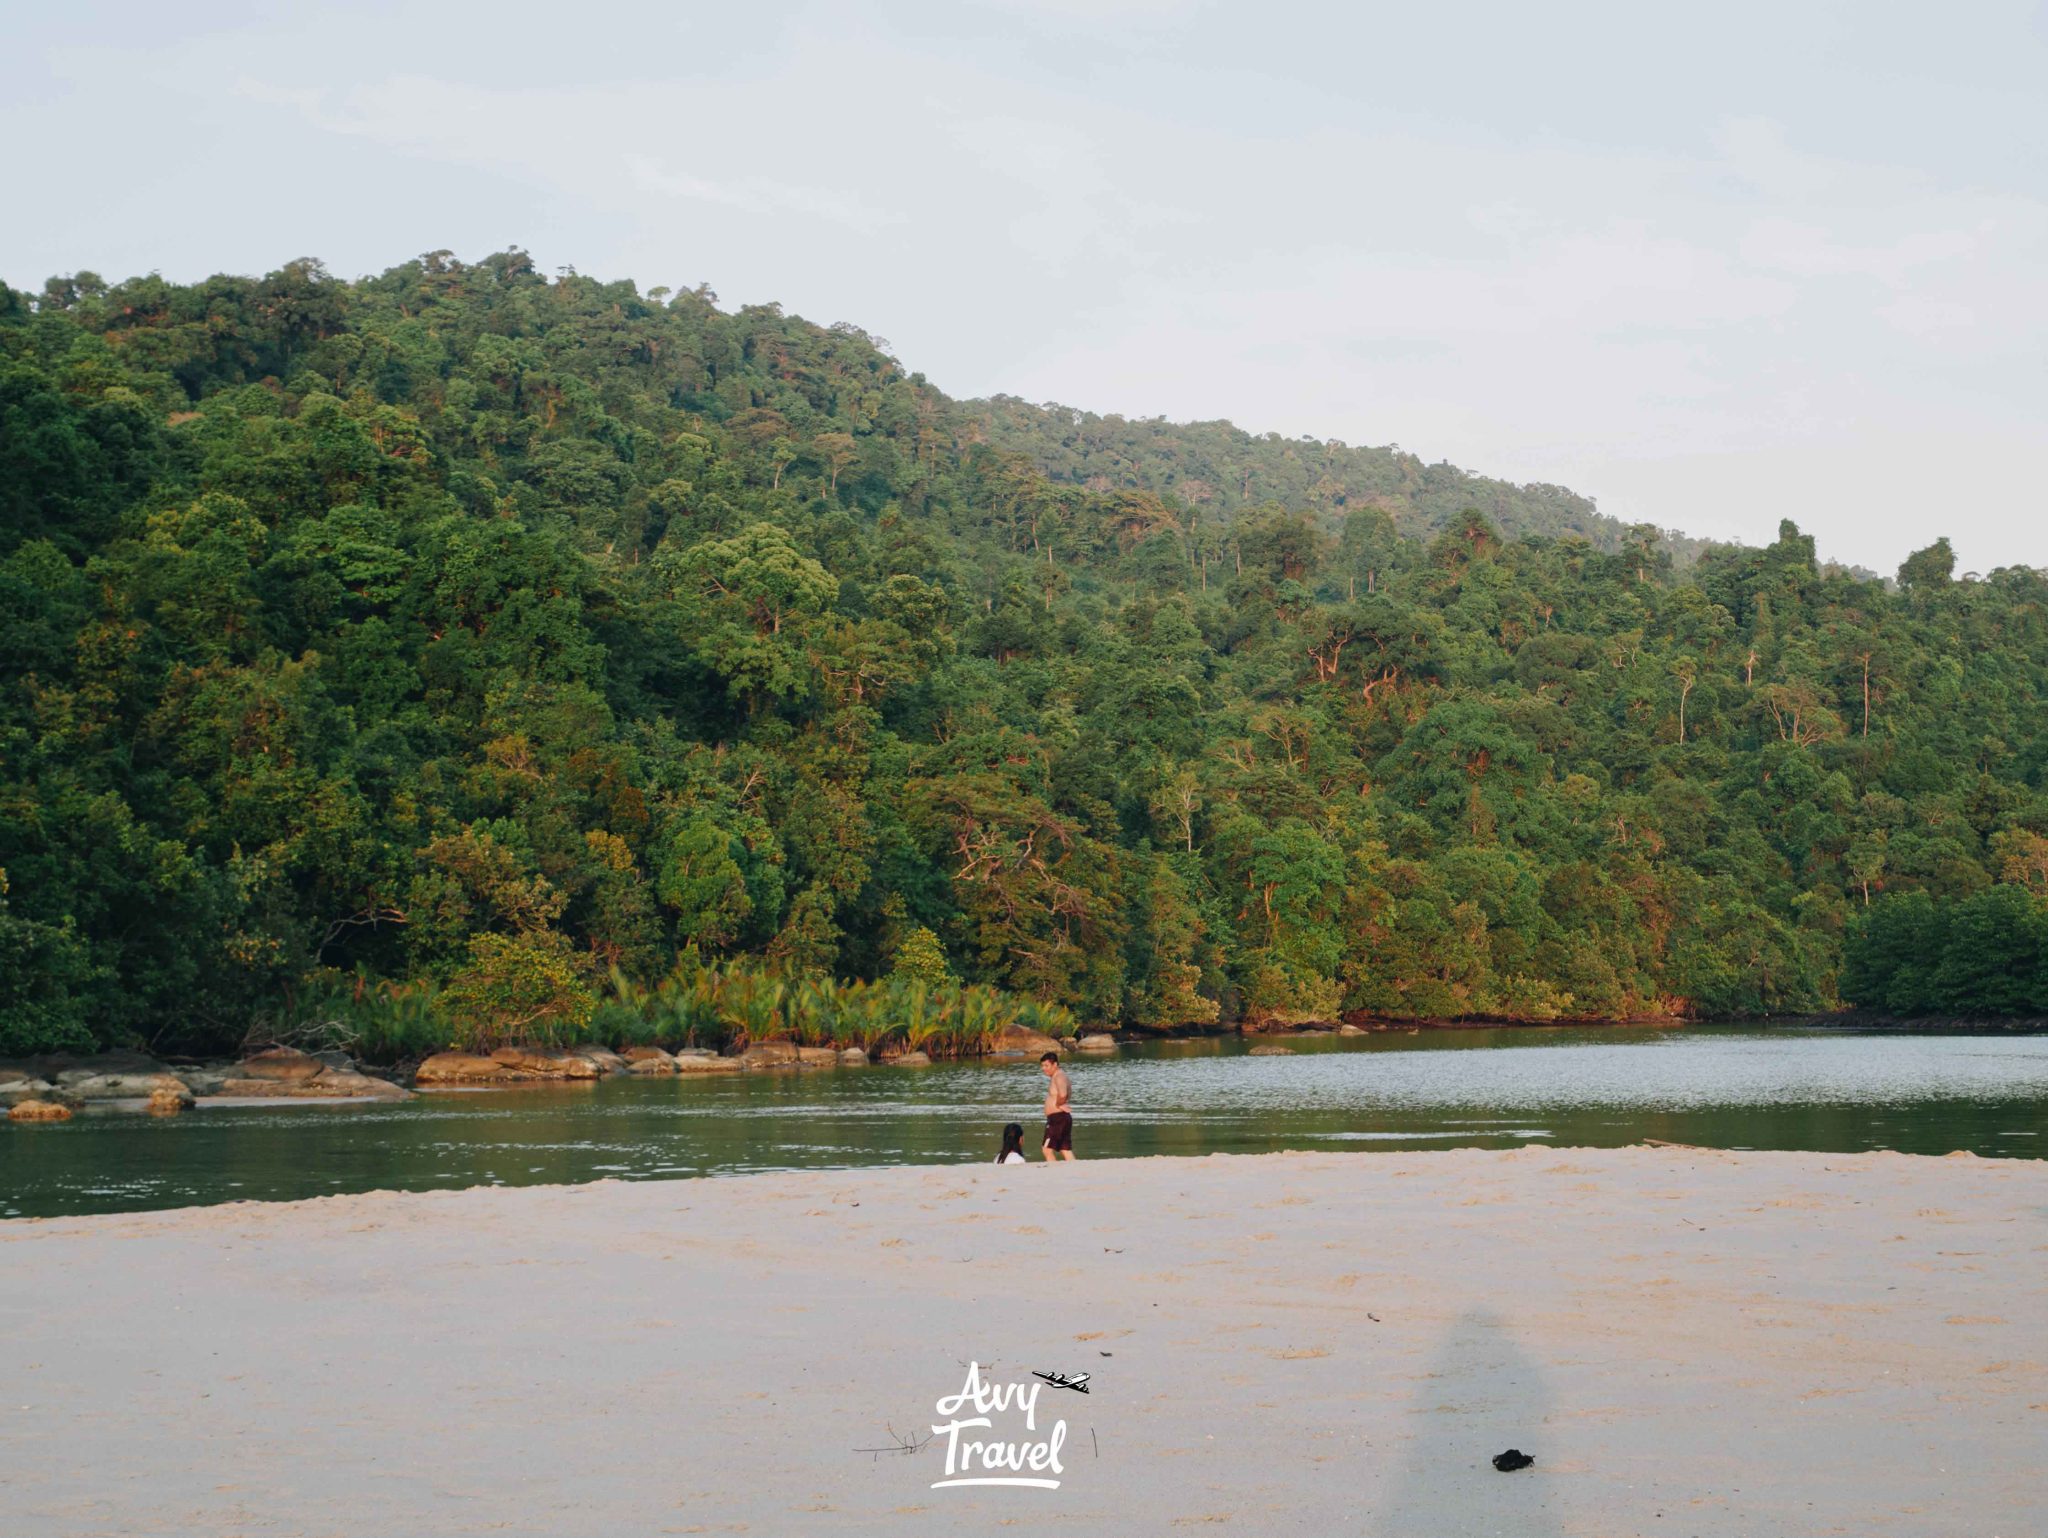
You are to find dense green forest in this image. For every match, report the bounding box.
[4,250,2046,1058]
[971,395,1729,569]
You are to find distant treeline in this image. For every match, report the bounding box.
[1844,887,2048,1019]
[2,250,2045,1057]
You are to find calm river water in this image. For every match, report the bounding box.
[5,1025,2046,1218]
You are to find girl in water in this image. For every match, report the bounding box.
[995,1123,1028,1164]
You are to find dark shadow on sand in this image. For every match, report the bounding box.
[1367,1307,1565,1538]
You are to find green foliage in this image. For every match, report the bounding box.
[442,932,597,1051]
[2,249,2044,1055]
[271,971,448,1063]
[655,818,754,948]
[1844,887,2048,1017]
[0,867,102,1055]
[584,956,1064,1057]
[890,925,952,988]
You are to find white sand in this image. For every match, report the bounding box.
[2,1147,2044,1537]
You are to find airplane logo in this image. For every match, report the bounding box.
[1033,1369,1090,1394]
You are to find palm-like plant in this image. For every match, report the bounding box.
[553,956,1077,1060]
[718,968,788,1050]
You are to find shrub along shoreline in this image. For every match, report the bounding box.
[282,956,1079,1065]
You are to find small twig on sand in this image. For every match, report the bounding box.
[853,1426,933,1461]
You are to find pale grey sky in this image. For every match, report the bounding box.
[9,1,2046,573]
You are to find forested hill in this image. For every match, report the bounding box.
[968,395,1720,565]
[4,249,2047,1058]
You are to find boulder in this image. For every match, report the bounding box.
[673,1046,719,1059]
[840,1047,870,1065]
[144,1086,189,1116]
[215,1069,411,1101]
[797,1046,839,1068]
[0,1077,56,1108]
[490,1047,602,1079]
[230,1047,329,1082]
[211,1046,415,1098]
[738,1040,799,1069]
[625,1050,678,1076]
[671,1053,745,1074]
[571,1045,629,1075]
[10,1099,71,1122]
[1076,1034,1119,1052]
[1336,1023,1369,1036]
[986,1023,1063,1058]
[404,1046,606,1083]
[45,1050,161,1082]
[413,1052,514,1084]
[887,1050,933,1068]
[63,1072,195,1102]
[619,1045,673,1064]
[306,1070,410,1100]
[1247,1044,1296,1057]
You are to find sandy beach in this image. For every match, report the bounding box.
[3,1146,2044,1536]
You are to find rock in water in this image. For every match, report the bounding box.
[144,1087,188,1116]
[1076,1034,1118,1052]
[59,1071,195,1101]
[10,1099,72,1122]
[489,1047,602,1079]
[1247,1044,1295,1056]
[887,1050,932,1067]
[571,1045,629,1075]
[231,1047,328,1082]
[413,1052,511,1084]
[413,1049,609,1084]
[214,1048,412,1099]
[671,1054,745,1074]
[987,1023,1062,1057]
[1492,1449,1534,1472]
[303,1070,411,1100]
[839,1047,870,1064]
[738,1040,799,1069]
[624,1049,678,1076]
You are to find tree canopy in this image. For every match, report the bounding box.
[3,249,2044,1055]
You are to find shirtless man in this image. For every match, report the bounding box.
[1039,1051,1075,1161]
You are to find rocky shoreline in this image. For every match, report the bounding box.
[21,1011,2002,1124]
[2,1045,414,1121]
[2,1021,1122,1123]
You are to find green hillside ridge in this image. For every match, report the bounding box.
[969,394,1723,567]
[3,249,2045,1060]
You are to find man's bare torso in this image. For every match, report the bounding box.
[1043,1066,1070,1116]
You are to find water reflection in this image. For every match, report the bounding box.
[4,1025,2045,1218]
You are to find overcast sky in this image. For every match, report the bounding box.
[9,1,2045,573]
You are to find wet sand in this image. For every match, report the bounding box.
[2,1146,2043,1536]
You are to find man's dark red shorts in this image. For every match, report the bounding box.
[1044,1111,1073,1152]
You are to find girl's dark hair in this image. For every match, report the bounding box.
[997,1122,1026,1162]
